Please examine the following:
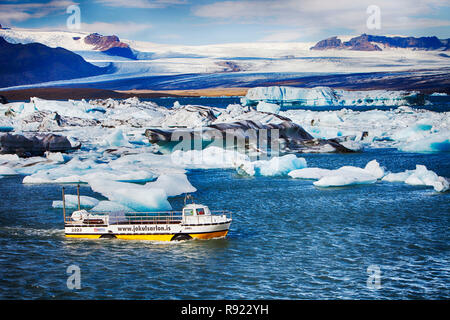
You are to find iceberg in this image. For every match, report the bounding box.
[88,179,172,212]
[242,86,422,107]
[288,168,332,180]
[382,165,449,192]
[52,194,100,209]
[144,174,197,197]
[256,101,281,114]
[237,154,307,176]
[102,129,132,148]
[91,201,133,213]
[0,165,17,175]
[288,160,385,187]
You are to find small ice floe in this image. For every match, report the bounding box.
[382,165,449,192]
[289,160,385,188]
[237,154,307,177]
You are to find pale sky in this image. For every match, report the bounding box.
[1,0,449,44]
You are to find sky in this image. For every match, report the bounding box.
[1,0,449,45]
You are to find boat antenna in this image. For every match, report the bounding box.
[62,187,66,222]
[184,194,195,205]
[77,184,81,211]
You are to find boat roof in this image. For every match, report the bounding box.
[183,203,208,210]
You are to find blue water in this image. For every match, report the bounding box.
[0,147,449,299]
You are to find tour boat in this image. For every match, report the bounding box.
[63,187,232,241]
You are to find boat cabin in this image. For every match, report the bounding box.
[183,203,211,217]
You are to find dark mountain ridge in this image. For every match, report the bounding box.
[311,34,450,51]
[0,37,110,88]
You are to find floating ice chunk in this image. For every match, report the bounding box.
[382,165,449,192]
[0,154,20,162]
[256,101,281,114]
[88,179,171,212]
[398,132,450,153]
[91,201,133,213]
[52,195,100,209]
[381,171,412,182]
[289,160,384,188]
[0,165,17,175]
[238,154,307,176]
[102,129,132,147]
[364,160,385,179]
[45,152,66,163]
[145,174,196,197]
[288,168,332,180]
[313,174,376,187]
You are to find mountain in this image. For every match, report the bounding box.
[311,34,449,51]
[0,37,110,88]
[83,33,136,59]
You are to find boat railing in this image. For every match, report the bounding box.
[64,210,232,225]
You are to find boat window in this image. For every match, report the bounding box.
[184,209,194,216]
[196,208,205,215]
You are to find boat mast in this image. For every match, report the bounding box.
[62,187,66,223]
[77,184,81,211]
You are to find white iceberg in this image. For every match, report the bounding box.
[256,101,281,114]
[237,154,307,176]
[102,129,132,147]
[88,179,172,212]
[0,165,17,175]
[52,194,100,209]
[288,160,385,188]
[288,168,332,180]
[242,86,420,107]
[382,165,449,192]
[91,201,133,213]
[144,174,196,197]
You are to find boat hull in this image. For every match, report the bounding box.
[65,222,231,241]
